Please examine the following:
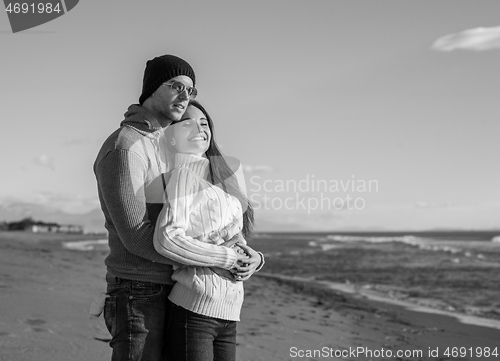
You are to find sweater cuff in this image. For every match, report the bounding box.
[255,252,265,272]
[223,247,239,270]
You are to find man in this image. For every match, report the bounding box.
[94,55,263,361]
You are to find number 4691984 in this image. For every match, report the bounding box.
[444,347,498,358]
[5,3,62,14]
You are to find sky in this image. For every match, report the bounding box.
[1,0,499,231]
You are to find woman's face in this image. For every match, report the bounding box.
[170,105,211,157]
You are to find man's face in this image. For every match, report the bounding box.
[150,75,194,122]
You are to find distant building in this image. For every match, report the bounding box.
[57,224,84,234]
[7,218,36,231]
[7,218,83,234]
[29,222,60,233]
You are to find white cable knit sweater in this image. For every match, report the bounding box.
[153,153,245,321]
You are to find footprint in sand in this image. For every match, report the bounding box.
[31,327,51,333]
[301,328,323,335]
[24,318,46,326]
[243,327,273,337]
[23,318,53,333]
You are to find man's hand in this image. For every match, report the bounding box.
[209,219,242,245]
[220,232,245,249]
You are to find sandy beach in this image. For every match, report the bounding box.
[1,231,499,361]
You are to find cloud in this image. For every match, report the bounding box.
[32,191,100,214]
[34,154,55,170]
[414,201,453,209]
[0,192,99,214]
[249,201,500,231]
[432,26,500,51]
[242,164,275,173]
[63,137,99,147]
[413,201,499,210]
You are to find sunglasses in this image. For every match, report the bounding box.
[162,81,198,100]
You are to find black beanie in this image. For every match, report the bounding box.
[139,55,196,105]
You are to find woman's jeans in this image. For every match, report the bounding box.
[104,274,173,361]
[166,300,237,361]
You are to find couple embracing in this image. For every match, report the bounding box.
[94,54,264,361]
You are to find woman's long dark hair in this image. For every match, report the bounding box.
[189,100,254,238]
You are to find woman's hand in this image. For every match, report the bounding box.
[218,230,264,282]
[230,243,263,281]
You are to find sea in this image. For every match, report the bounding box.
[62,230,500,253]
[251,230,500,330]
[62,230,500,329]
[248,230,500,259]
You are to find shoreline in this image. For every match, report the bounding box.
[240,274,500,361]
[257,273,500,331]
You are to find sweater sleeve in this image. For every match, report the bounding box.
[96,149,179,265]
[153,168,238,270]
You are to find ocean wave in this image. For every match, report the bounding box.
[324,235,418,243]
[62,239,108,251]
[258,273,500,330]
[314,235,482,258]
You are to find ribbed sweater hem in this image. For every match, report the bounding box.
[169,283,243,321]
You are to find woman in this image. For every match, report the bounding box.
[153,100,263,361]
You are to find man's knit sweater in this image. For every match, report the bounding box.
[94,105,239,285]
[154,153,244,321]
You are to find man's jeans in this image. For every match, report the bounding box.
[165,300,237,361]
[104,274,173,361]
